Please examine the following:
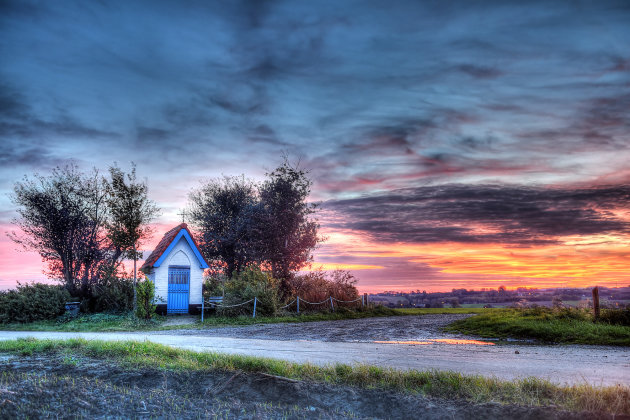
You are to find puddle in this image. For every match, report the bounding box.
[374,339,495,346]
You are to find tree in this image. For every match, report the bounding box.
[9,162,158,302]
[257,159,322,297]
[9,164,109,297]
[187,160,322,299]
[106,163,160,310]
[188,176,259,277]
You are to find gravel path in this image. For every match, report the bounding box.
[2,315,629,386]
[161,314,475,342]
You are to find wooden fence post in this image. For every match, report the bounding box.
[330,296,334,312]
[297,296,300,314]
[592,287,600,319]
[363,293,368,308]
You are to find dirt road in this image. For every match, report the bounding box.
[1,315,628,386]
[161,314,474,341]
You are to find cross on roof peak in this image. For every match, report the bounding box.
[177,209,188,223]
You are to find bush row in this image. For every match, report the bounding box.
[203,266,361,317]
[0,283,70,323]
[0,273,136,324]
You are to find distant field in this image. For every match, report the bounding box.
[377,299,630,310]
[394,308,489,315]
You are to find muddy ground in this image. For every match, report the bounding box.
[165,314,475,342]
[0,353,614,419]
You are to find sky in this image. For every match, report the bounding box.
[1,0,629,293]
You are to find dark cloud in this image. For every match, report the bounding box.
[456,64,503,79]
[324,184,630,245]
[516,93,630,150]
[0,84,118,141]
[247,124,287,146]
[0,143,61,167]
[135,126,171,144]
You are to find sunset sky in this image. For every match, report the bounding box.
[1,0,629,293]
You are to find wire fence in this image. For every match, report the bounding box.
[201,294,368,321]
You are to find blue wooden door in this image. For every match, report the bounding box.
[167,266,190,314]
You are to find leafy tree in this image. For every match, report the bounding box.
[106,163,160,310]
[9,162,159,303]
[257,159,322,297]
[187,160,322,299]
[188,176,259,277]
[9,164,110,297]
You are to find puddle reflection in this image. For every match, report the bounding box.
[374,339,494,346]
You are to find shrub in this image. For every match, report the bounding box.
[289,269,359,312]
[598,307,630,326]
[135,279,156,319]
[203,274,226,298]
[89,272,134,313]
[219,266,279,317]
[0,283,71,323]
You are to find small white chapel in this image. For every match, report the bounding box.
[140,223,208,314]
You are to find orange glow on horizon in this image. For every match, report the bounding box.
[315,226,630,293]
[304,263,385,271]
[3,221,630,293]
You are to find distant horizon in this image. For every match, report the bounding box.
[2,1,629,293]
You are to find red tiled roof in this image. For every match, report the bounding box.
[140,223,204,270]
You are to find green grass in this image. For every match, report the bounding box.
[1,338,628,415]
[0,306,401,332]
[446,307,630,346]
[0,312,166,332]
[200,305,400,327]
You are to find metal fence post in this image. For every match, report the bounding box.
[253,296,257,318]
[201,299,204,322]
[330,296,334,312]
[297,296,300,314]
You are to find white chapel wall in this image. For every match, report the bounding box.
[153,236,203,305]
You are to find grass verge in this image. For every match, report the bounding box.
[0,306,404,332]
[1,338,628,416]
[0,312,165,332]
[445,308,630,346]
[199,306,400,327]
